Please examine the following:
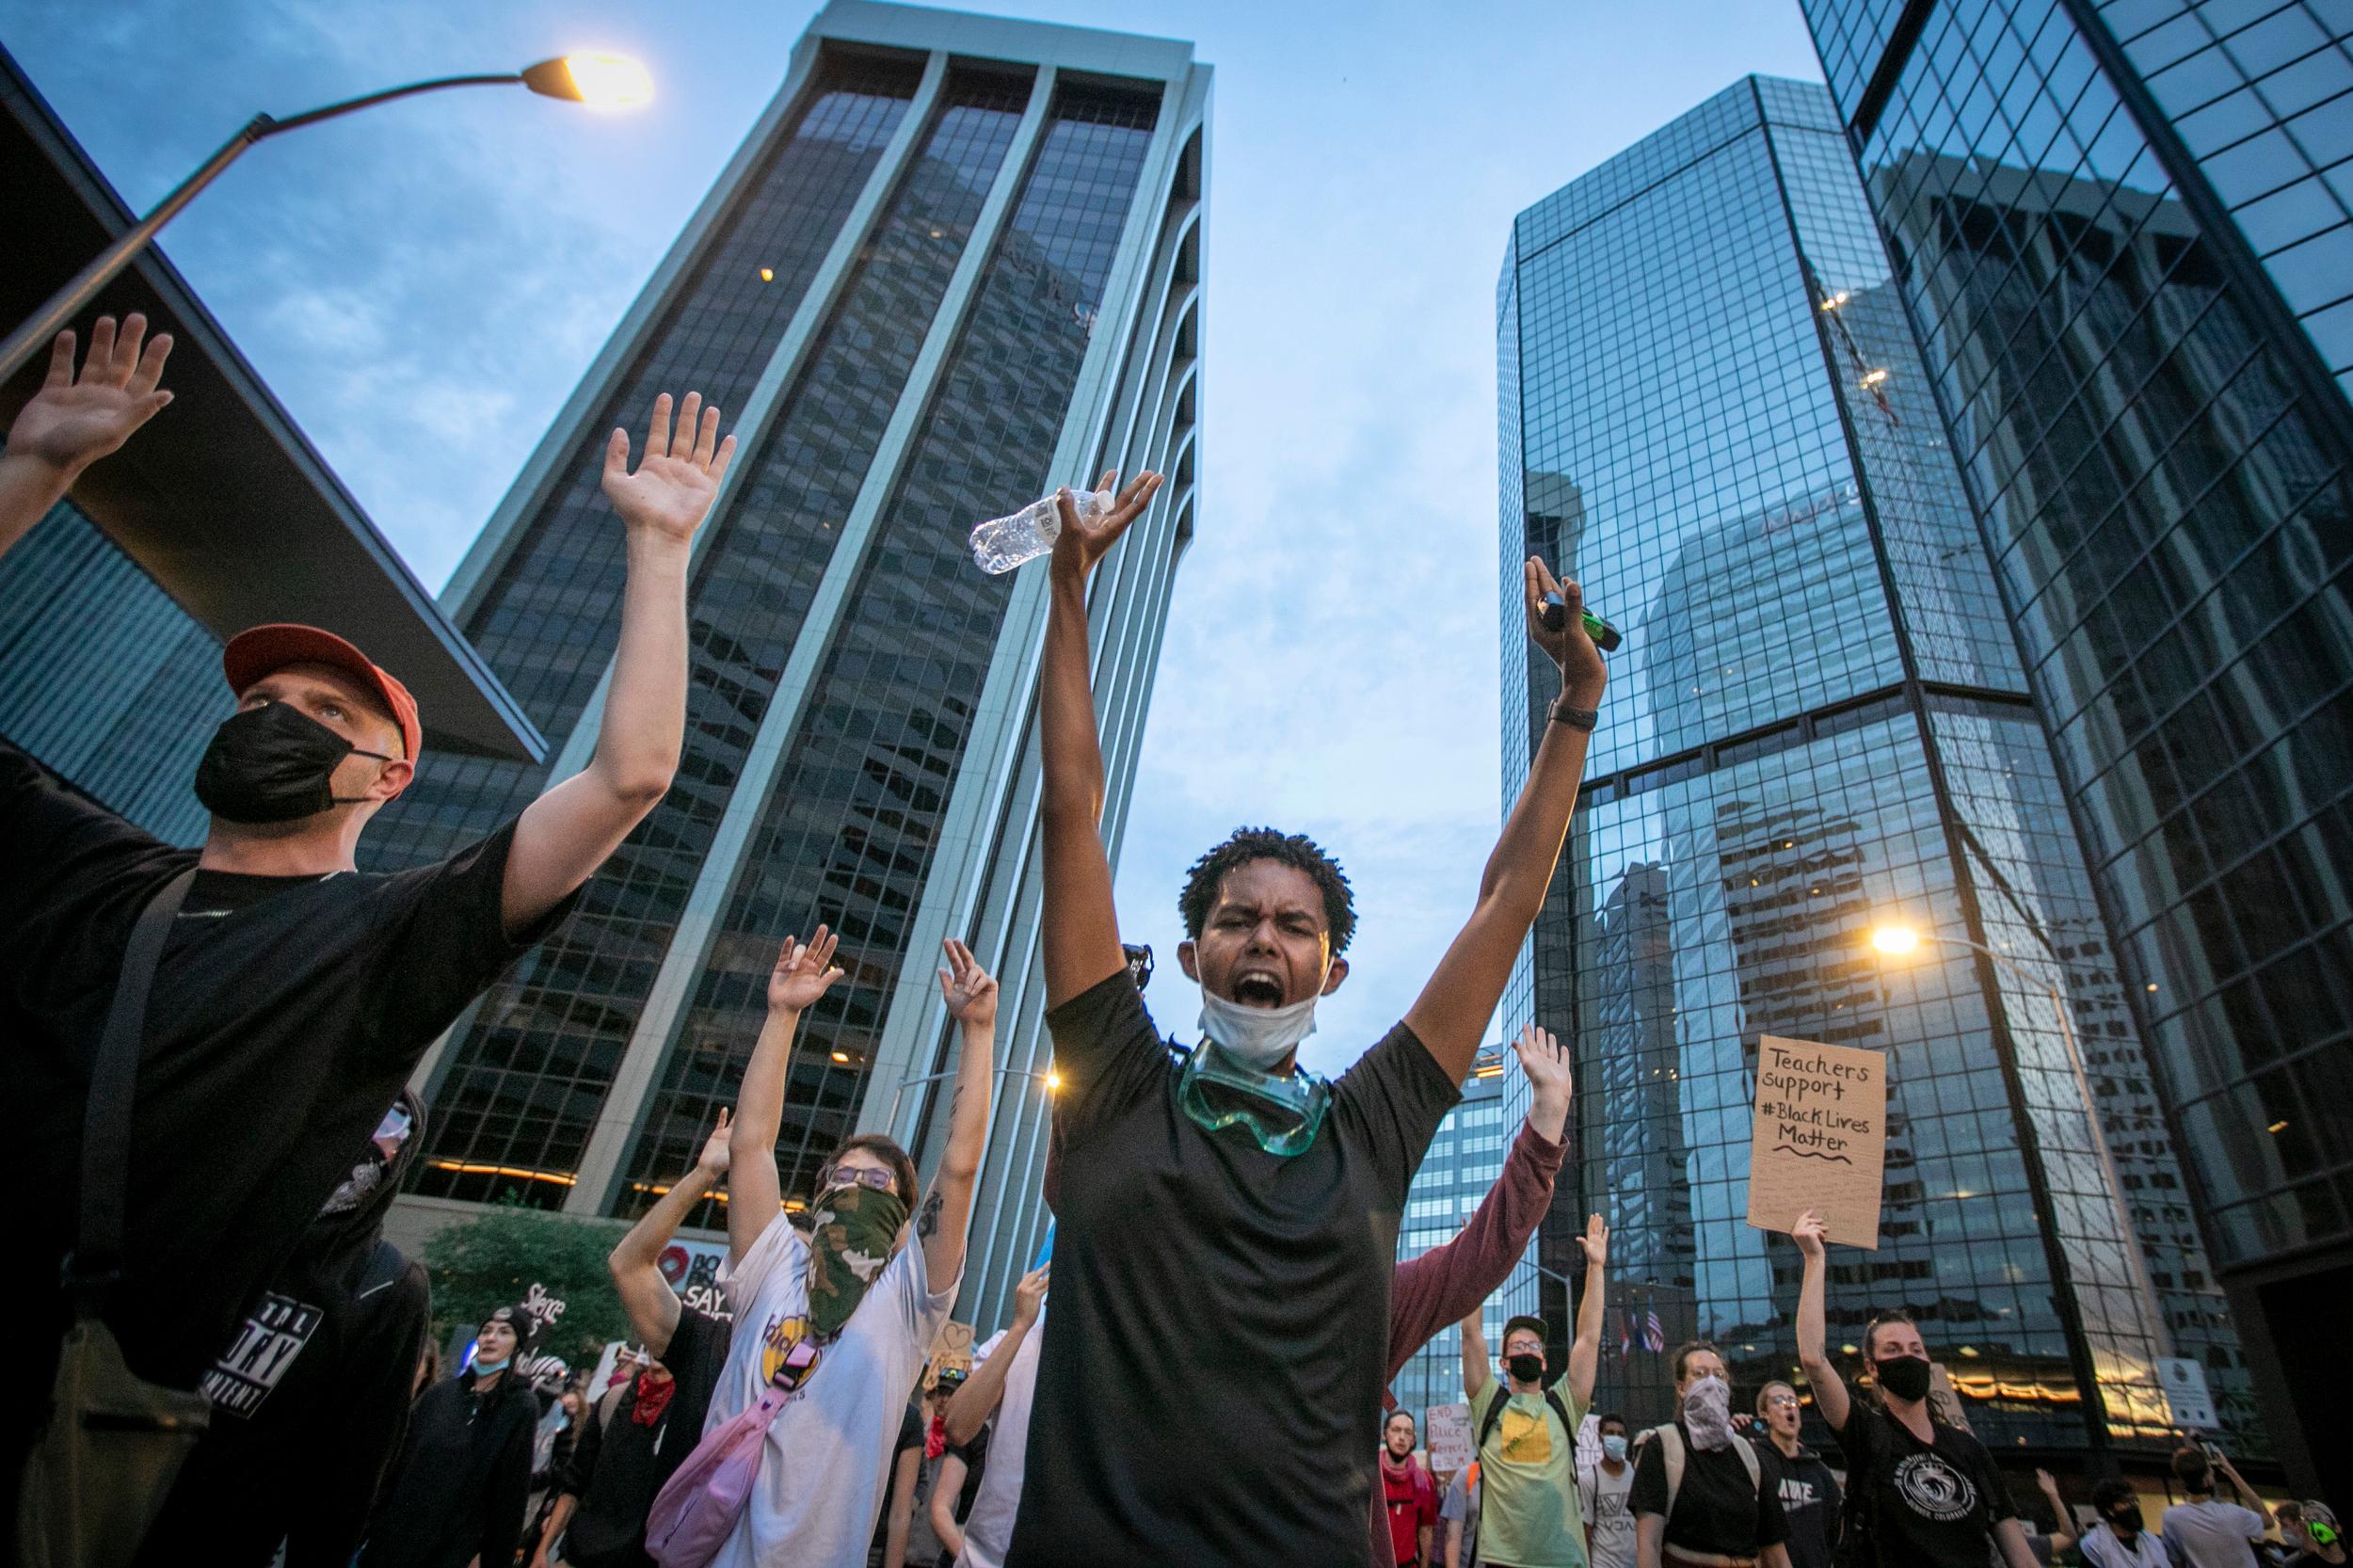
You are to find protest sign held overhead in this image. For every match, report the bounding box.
[1746,1034,1885,1250]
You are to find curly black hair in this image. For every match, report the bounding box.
[1178,827,1356,954]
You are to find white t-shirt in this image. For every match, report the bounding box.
[2078,1526,2169,1568]
[705,1214,957,1568]
[953,1306,1044,1568]
[1579,1459,1638,1568]
[2157,1499,2268,1568]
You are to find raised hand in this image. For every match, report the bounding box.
[1575,1211,1609,1269]
[1012,1263,1049,1326]
[1523,554,1607,704]
[8,314,175,476]
[1048,467,1161,584]
[767,926,844,1015]
[1792,1208,1828,1259]
[937,937,1000,1032]
[696,1108,733,1177]
[1513,1023,1573,1105]
[602,391,737,544]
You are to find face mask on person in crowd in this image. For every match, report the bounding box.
[1505,1353,1545,1385]
[1874,1352,1933,1403]
[1197,987,1320,1069]
[2107,1507,2141,1537]
[1602,1434,1629,1462]
[194,701,394,824]
[806,1179,909,1337]
[473,1353,510,1374]
[1682,1374,1735,1450]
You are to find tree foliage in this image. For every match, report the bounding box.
[421,1201,632,1364]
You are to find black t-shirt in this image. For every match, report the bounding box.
[561,1306,731,1568]
[1629,1424,1790,1554]
[1758,1440,1843,1568]
[947,1422,989,1520]
[1005,971,1460,1566]
[1833,1405,2013,1568]
[2,743,575,1397]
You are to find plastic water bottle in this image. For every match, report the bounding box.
[969,487,1112,574]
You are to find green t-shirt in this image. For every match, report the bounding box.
[1468,1375,1591,1568]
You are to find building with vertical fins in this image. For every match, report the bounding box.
[1498,75,2249,1465]
[1390,1048,1516,1421]
[1795,0,2353,1496]
[373,2,1207,1330]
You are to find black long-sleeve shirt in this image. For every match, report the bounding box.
[359,1373,536,1568]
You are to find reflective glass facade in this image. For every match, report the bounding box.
[0,499,222,845]
[1500,75,2245,1460]
[373,9,1209,1281]
[1796,0,2353,1489]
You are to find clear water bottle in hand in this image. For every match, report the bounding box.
[969,487,1112,574]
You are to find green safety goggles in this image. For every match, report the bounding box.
[1176,1037,1331,1157]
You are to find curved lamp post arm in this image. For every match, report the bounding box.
[0,63,626,384]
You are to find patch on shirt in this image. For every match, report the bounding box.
[201,1292,322,1417]
[1892,1451,1977,1523]
[759,1309,813,1386]
[1497,1405,1553,1464]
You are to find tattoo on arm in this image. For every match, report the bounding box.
[918,1189,944,1240]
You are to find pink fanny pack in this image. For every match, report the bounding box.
[644,1385,786,1568]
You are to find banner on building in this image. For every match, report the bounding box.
[1745,1034,1885,1249]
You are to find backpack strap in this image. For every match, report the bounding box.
[1729,1432,1761,1492]
[1475,1383,1577,1456]
[1653,1423,1686,1517]
[65,867,195,1318]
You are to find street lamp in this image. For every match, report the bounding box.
[883,1064,1058,1132]
[1867,920,2171,1357]
[0,52,653,384]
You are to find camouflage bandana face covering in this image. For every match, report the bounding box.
[805,1181,908,1338]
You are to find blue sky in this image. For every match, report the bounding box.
[1,0,1824,1076]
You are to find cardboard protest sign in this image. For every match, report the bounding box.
[1746,1034,1885,1250]
[922,1320,975,1389]
[1424,1402,1473,1476]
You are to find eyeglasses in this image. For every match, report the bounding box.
[1764,1394,1801,1408]
[818,1164,898,1195]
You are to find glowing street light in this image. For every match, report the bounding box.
[1869,924,1921,955]
[0,52,652,384]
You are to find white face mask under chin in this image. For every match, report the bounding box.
[1198,986,1320,1069]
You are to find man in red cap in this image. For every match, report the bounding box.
[1,316,738,1536]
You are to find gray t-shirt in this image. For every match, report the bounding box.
[2158,1499,2268,1568]
[1440,1469,1481,1568]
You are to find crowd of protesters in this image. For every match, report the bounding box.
[3,315,2340,1568]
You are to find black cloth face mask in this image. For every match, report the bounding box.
[1874,1352,1933,1402]
[194,701,392,824]
[1506,1353,1546,1384]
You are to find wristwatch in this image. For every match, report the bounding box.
[1550,696,1599,731]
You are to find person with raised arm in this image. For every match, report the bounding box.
[941,1263,1048,1568]
[1457,1205,1609,1568]
[536,1113,740,1568]
[1005,465,1609,1567]
[1793,1209,2035,1568]
[696,931,995,1568]
[4,312,735,1539]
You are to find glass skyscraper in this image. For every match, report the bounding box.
[1796,0,2352,1494]
[1498,74,2249,1462]
[372,2,1209,1320]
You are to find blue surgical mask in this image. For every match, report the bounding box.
[473,1354,510,1374]
[1603,1434,1629,1462]
[1198,987,1319,1068]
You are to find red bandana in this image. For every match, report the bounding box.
[632,1368,677,1428]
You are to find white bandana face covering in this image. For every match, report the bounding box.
[1197,986,1320,1069]
[1682,1374,1735,1450]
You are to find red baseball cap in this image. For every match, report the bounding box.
[221,623,423,767]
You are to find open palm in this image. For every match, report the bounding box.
[602,391,737,543]
[9,315,174,474]
[768,926,844,1014]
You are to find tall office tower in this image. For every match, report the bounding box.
[1390,1048,1520,1420]
[370,2,1209,1320]
[1795,0,2353,1492]
[1498,75,2250,1465]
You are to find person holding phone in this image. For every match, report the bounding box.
[2159,1444,2271,1567]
